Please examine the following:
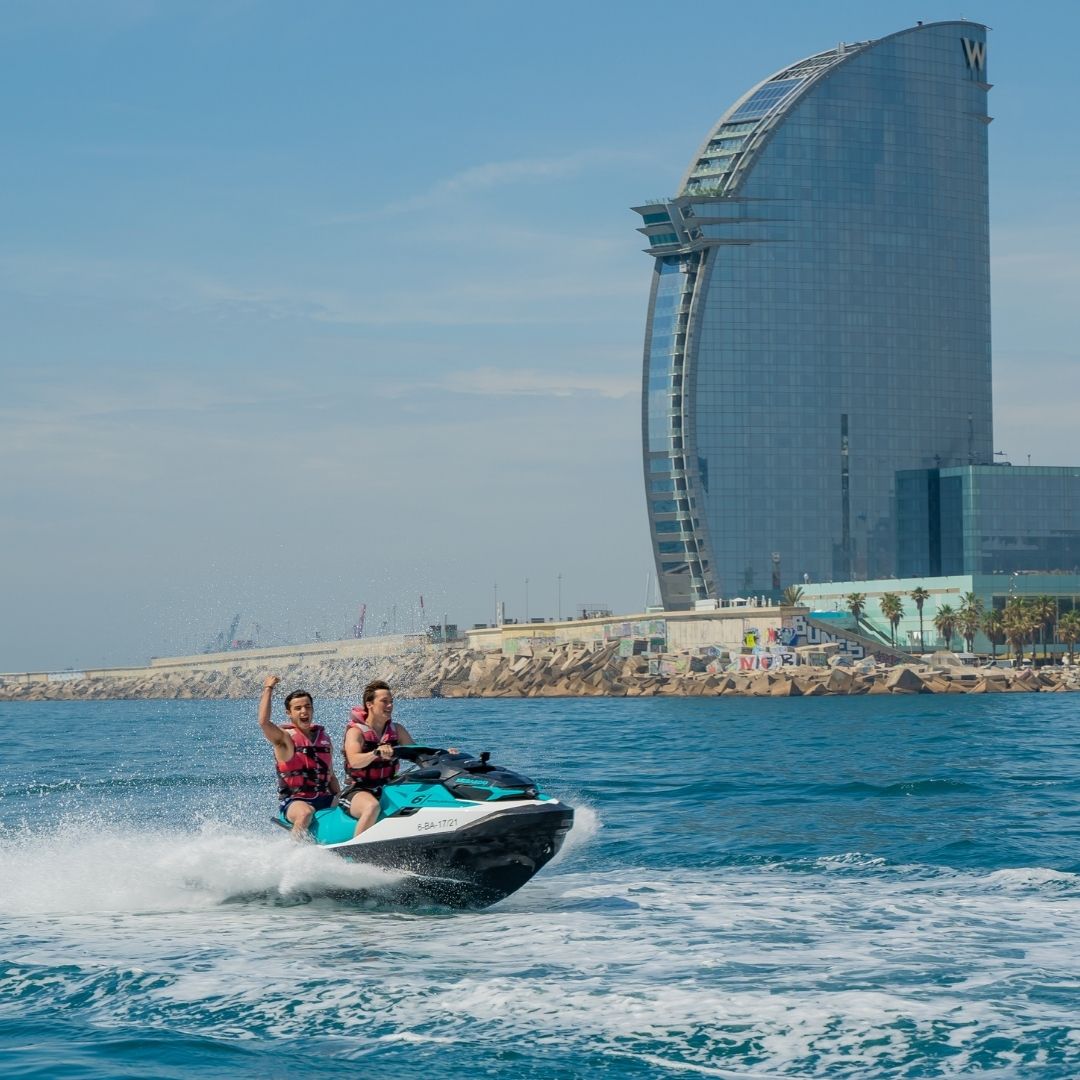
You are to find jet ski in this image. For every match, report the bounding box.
[275,745,574,909]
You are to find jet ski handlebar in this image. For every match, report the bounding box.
[391,745,494,771]
[391,744,447,762]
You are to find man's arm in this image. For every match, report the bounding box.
[258,675,291,755]
[395,723,414,746]
[344,725,384,769]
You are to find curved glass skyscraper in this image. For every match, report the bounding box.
[635,22,992,608]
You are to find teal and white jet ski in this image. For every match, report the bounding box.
[275,745,574,908]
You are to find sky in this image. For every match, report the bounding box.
[2,0,1078,672]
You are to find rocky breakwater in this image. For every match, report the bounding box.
[430,645,1080,697]
[3,643,1079,702]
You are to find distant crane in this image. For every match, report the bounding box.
[206,614,241,653]
[353,603,367,639]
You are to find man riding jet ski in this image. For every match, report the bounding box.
[259,674,572,907]
[275,743,574,909]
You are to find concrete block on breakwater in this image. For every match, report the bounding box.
[1,640,1077,702]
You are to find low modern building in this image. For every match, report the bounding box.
[896,465,1080,578]
[799,573,1080,655]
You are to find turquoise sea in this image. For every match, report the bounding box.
[1,693,1079,1078]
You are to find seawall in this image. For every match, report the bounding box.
[2,638,1076,702]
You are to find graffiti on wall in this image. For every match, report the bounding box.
[781,613,867,660]
[604,619,667,657]
[732,649,798,671]
[502,619,668,658]
[503,636,563,656]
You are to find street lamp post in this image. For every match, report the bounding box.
[494,583,499,626]
[525,577,529,623]
[557,573,562,622]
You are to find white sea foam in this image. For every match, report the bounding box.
[547,799,600,866]
[0,820,403,915]
[981,866,1080,893]
[814,851,888,870]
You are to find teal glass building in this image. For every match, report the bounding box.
[897,465,1080,577]
[634,22,993,609]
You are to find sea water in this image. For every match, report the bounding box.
[1,693,1079,1078]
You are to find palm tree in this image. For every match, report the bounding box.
[845,592,867,626]
[910,586,930,652]
[959,591,983,617]
[1003,609,1028,663]
[932,604,958,651]
[1002,598,1038,663]
[982,609,1005,659]
[957,592,984,653]
[1058,610,1080,661]
[958,608,981,653]
[879,593,904,646]
[782,585,805,607]
[1031,595,1057,660]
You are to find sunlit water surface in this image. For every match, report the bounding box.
[2,693,1079,1078]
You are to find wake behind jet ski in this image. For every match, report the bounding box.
[274,745,574,909]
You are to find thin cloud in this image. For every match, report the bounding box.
[992,223,1080,286]
[993,249,1080,286]
[380,367,638,400]
[384,155,585,213]
[0,249,643,329]
[324,148,645,220]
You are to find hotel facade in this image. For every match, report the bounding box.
[635,22,993,609]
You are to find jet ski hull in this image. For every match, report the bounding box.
[330,801,574,909]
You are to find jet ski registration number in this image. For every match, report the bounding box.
[416,818,457,831]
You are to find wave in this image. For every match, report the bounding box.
[9,773,261,799]
[981,866,1080,894]
[550,800,600,865]
[821,778,983,797]
[0,820,407,915]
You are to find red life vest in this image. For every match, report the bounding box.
[343,707,399,786]
[276,723,333,800]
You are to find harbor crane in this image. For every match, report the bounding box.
[205,614,241,654]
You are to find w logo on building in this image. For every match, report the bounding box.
[962,37,986,72]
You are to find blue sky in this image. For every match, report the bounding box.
[2,1,1077,671]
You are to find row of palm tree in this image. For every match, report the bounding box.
[787,583,1080,660]
[868,585,933,648]
[928,591,983,651]
[990,597,1080,662]
[1059,610,1080,659]
[837,587,1080,660]
[841,590,904,648]
[840,589,983,650]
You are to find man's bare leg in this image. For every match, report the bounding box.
[348,791,380,837]
[285,800,316,838]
